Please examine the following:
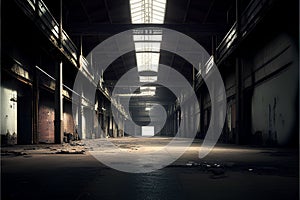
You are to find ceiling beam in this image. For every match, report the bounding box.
[202,0,215,24]
[183,0,191,23]
[69,23,227,35]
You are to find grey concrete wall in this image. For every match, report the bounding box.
[1,86,18,138]
[251,34,298,145]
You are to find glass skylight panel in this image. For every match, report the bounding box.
[133,34,163,42]
[136,52,159,72]
[131,0,142,4]
[140,86,156,92]
[117,92,154,97]
[130,0,167,24]
[139,76,158,82]
[130,0,166,85]
[135,42,161,52]
[141,91,156,96]
[133,29,163,35]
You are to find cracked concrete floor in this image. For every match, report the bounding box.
[1,137,299,200]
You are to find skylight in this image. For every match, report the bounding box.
[141,90,156,96]
[117,92,155,97]
[133,34,163,42]
[130,0,167,24]
[136,52,160,72]
[135,42,161,52]
[130,0,166,84]
[140,86,156,92]
[139,76,158,83]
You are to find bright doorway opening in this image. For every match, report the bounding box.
[142,126,154,137]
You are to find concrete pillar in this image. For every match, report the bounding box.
[77,95,82,139]
[200,92,204,138]
[54,61,63,144]
[172,105,175,136]
[108,112,112,137]
[235,0,243,144]
[32,68,39,144]
[175,108,178,136]
[235,57,243,144]
[191,101,196,138]
[178,109,182,137]
[54,0,64,144]
[184,107,188,138]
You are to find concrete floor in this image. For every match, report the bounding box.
[1,137,299,200]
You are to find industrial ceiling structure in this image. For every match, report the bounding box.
[37,0,247,125]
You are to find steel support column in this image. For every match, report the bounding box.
[54,61,63,144]
[54,0,64,144]
[32,68,39,144]
[235,0,242,144]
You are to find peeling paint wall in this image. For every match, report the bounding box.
[63,102,75,134]
[1,86,18,142]
[251,34,298,145]
[38,94,55,143]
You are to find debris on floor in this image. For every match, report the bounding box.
[1,142,87,156]
[186,161,199,167]
[55,149,85,154]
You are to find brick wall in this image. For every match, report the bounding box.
[63,112,75,134]
[38,102,55,143]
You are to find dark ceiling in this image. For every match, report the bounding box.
[41,0,253,85]
[43,0,239,54]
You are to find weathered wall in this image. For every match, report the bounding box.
[1,86,18,141]
[38,92,55,143]
[251,34,298,145]
[63,101,75,134]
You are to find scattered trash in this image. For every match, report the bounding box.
[70,141,85,146]
[15,151,27,156]
[1,151,27,157]
[186,163,193,167]
[56,149,85,154]
[214,163,221,168]
[186,161,198,167]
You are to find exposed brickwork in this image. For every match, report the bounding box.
[63,112,75,134]
[38,102,55,143]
